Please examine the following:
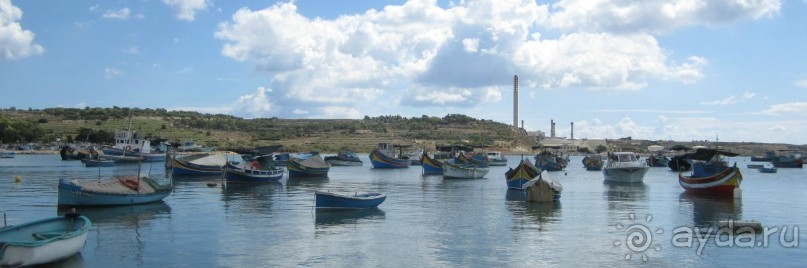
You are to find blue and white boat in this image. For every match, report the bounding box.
[0,150,15,158]
[505,158,540,189]
[315,191,386,209]
[102,128,166,162]
[533,147,568,171]
[759,163,777,173]
[82,158,115,167]
[287,153,330,177]
[442,153,490,179]
[171,153,226,176]
[369,143,410,168]
[57,176,173,206]
[224,155,284,183]
[485,151,508,166]
[0,213,91,267]
[421,152,444,174]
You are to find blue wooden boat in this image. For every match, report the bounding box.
[442,156,490,179]
[759,163,778,173]
[533,148,567,171]
[315,191,386,209]
[287,154,330,177]
[0,213,91,267]
[421,152,443,174]
[582,154,604,171]
[170,153,226,176]
[505,158,540,189]
[369,143,410,168]
[57,176,172,206]
[0,150,15,158]
[224,155,284,183]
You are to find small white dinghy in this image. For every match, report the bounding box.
[0,213,91,267]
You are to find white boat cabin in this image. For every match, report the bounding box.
[113,130,151,153]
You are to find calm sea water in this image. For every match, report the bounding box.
[1,154,805,267]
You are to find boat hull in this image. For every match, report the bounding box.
[603,167,649,183]
[82,159,115,167]
[224,164,283,183]
[420,153,443,174]
[57,178,172,206]
[287,159,330,178]
[315,191,386,209]
[679,166,742,197]
[0,215,91,267]
[171,158,223,176]
[772,158,803,168]
[324,159,363,166]
[443,162,490,179]
[369,150,410,168]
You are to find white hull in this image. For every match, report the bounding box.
[0,231,88,267]
[443,165,490,179]
[603,166,649,183]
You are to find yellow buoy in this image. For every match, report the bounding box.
[14,176,21,183]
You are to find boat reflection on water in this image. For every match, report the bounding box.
[57,202,171,225]
[603,181,648,211]
[31,251,85,268]
[314,207,386,226]
[285,176,329,189]
[506,189,562,232]
[678,192,743,229]
[220,181,283,213]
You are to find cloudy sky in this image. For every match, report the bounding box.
[1,0,806,144]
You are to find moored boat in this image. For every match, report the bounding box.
[369,143,410,168]
[420,152,444,174]
[315,191,386,209]
[645,154,671,167]
[533,147,568,171]
[582,154,604,171]
[224,154,284,183]
[523,170,563,202]
[102,129,166,162]
[170,153,226,176]
[287,154,330,177]
[82,158,115,167]
[759,163,777,173]
[668,145,693,171]
[442,154,490,179]
[57,176,172,206]
[0,150,15,158]
[324,151,363,166]
[485,151,508,166]
[505,158,541,189]
[603,152,649,183]
[678,148,742,197]
[771,150,803,168]
[0,213,91,267]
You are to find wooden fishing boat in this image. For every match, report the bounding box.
[224,156,284,183]
[369,143,410,168]
[582,154,604,171]
[758,163,777,173]
[315,191,386,209]
[420,152,443,174]
[505,158,540,189]
[771,150,803,168]
[603,152,649,183]
[678,148,742,197]
[442,155,490,179]
[533,147,568,171]
[485,151,508,166]
[57,176,173,206]
[324,151,363,166]
[287,154,330,177]
[523,170,563,202]
[81,158,115,167]
[0,213,91,267]
[668,145,693,171]
[170,153,226,176]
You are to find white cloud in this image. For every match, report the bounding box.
[482,86,501,102]
[162,0,208,21]
[742,92,756,99]
[794,79,807,88]
[102,8,131,20]
[761,102,807,115]
[292,109,309,115]
[462,38,479,52]
[89,5,100,12]
[321,106,362,119]
[104,67,121,79]
[123,46,139,54]
[0,0,44,60]
[234,87,274,118]
[548,0,781,34]
[701,96,738,105]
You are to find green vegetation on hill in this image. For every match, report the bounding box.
[0,107,530,153]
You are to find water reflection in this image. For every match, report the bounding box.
[506,189,562,232]
[31,252,85,268]
[678,192,743,228]
[57,202,171,224]
[314,208,386,226]
[220,181,283,213]
[603,181,648,211]
[286,176,329,189]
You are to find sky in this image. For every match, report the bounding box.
[1,0,806,145]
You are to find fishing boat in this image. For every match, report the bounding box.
[170,153,226,176]
[102,129,165,162]
[224,154,284,183]
[678,148,742,197]
[57,175,172,206]
[324,151,363,166]
[406,149,424,165]
[420,152,444,174]
[759,163,777,173]
[442,154,490,179]
[522,170,563,202]
[750,151,775,162]
[582,154,604,171]
[668,145,693,171]
[505,158,541,189]
[287,153,330,177]
[0,150,15,158]
[645,154,671,167]
[315,191,386,209]
[485,151,508,166]
[59,145,92,161]
[101,154,143,163]
[771,150,803,168]
[369,143,410,168]
[274,153,290,166]
[0,213,91,267]
[532,147,568,171]
[603,152,649,183]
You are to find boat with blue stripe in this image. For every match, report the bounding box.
[370,143,410,168]
[315,191,386,209]
[421,152,443,174]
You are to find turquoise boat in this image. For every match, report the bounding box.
[0,214,91,267]
[315,191,386,209]
[57,176,172,206]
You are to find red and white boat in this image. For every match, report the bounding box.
[678,148,742,197]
